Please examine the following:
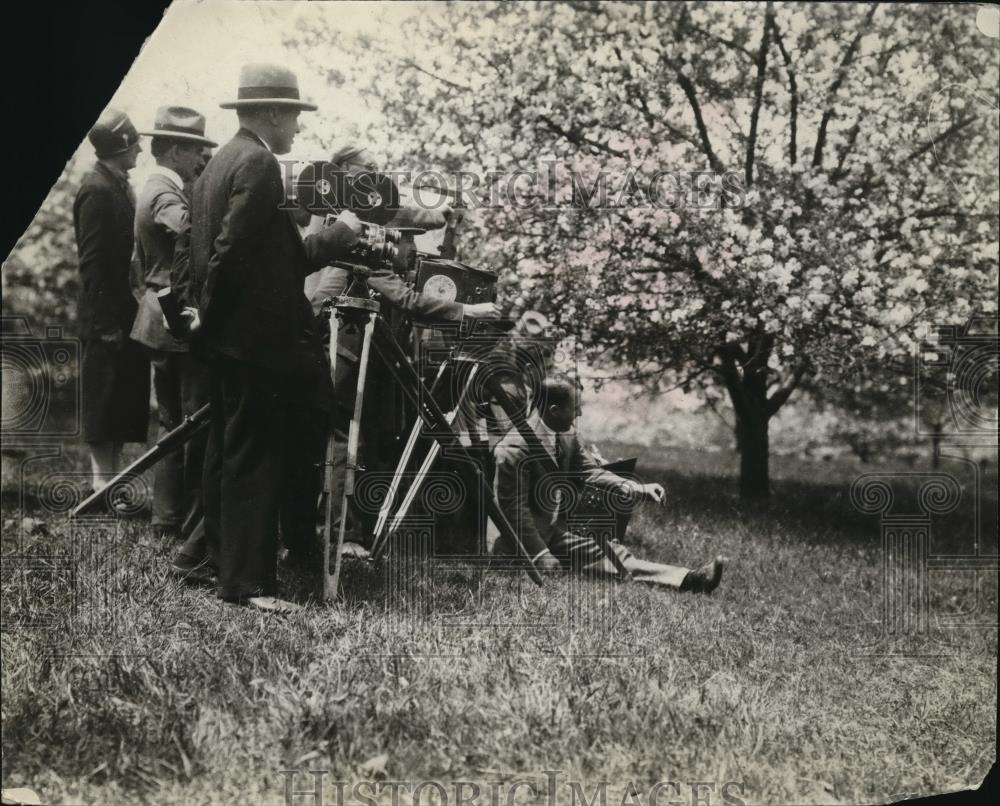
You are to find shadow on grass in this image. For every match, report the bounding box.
[606,442,997,553]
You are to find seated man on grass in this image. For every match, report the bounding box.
[493,376,725,593]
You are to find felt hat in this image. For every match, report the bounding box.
[220,62,317,110]
[88,107,140,159]
[138,106,217,147]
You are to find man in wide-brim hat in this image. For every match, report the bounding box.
[74,107,150,492]
[130,106,217,558]
[175,63,364,612]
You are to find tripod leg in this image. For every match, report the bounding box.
[371,360,450,555]
[384,362,479,543]
[326,311,377,601]
[370,318,543,587]
[322,307,344,600]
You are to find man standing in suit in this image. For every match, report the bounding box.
[494,376,726,592]
[130,106,217,542]
[183,63,362,609]
[74,108,150,491]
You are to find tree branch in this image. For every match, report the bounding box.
[398,57,472,92]
[687,23,756,61]
[769,15,799,165]
[746,4,774,186]
[905,114,978,163]
[812,3,879,168]
[537,114,626,157]
[767,359,810,416]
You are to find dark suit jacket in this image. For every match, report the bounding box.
[493,422,624,559]
[73,162,138,339]
[183,128,357,371]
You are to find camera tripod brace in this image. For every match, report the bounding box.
[367,348,633,581]
[321,274,544,601]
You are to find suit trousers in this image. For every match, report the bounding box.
[550,531,688,588]
[279,399,328,561]
[147,349,209,531]
[203,352,286,600]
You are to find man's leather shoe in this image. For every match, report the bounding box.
[246,596,303,614]
[680,556,725,594]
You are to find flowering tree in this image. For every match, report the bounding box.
[3,150,88,330]
[289,1,999,497]
[288,1,998,497]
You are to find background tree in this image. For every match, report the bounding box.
[3,150,87,331]
[289,1,999,497]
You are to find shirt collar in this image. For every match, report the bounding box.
[150,165,184,190]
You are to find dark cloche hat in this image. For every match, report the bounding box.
[88,107,140,159]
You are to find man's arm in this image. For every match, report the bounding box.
[366,270,464,322]
[301,218,358,271]
[573,435,664,503]
[152,189,189,236]
[494,442,550,560]
[171,224,194,308]
[573,436,629,490]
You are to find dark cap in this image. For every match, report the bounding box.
[88,107,140,159]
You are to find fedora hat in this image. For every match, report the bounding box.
[88,107,140,159]
[138,106,217,147]
[220,62,317,111]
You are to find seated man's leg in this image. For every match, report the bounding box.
[550,530,722,592]
[620,554,689,588]
[549,530,629,576]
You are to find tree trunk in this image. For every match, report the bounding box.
[931,421,943,469]
[736,410,770,499]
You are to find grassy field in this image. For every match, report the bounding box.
[1,440,996,806]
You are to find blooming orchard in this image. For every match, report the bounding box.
[290,2,998,496]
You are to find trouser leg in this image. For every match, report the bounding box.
[196,363,224,574]
[214,355,285,600]
[551,530,688,588]
[621,555,689,588]
[150,351,184,529]
[280,404,328,560]
[179,353,210,538]
[173,354,211,568]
